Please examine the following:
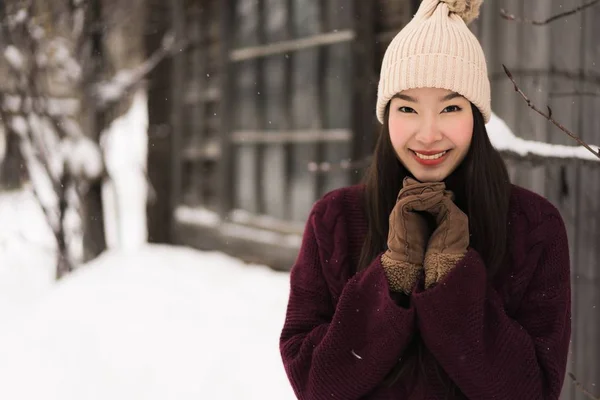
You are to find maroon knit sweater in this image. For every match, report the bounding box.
[280,184,571,399]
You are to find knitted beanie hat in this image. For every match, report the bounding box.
[376,0,491,124]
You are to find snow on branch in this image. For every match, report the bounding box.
[487,113,600,165]
[94,32,177,107]
[4,45,25,70]
[43,38,82,83]
[6,8,29,29]
[502,65,600,161]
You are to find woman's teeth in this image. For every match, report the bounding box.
[414,151,447,160]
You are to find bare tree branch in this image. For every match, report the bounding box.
[569,373,600,400]
[0,103,67,273]
[502,64,600,160]
[0,1,79,279]
[501,0,600,25]
[1,55,63,196]
[93,31,185,108]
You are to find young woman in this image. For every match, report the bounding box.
[279,0,571,399]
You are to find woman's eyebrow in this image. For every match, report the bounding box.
[393,92,463,102]
[393,93,418,102]
[441,92,463,101]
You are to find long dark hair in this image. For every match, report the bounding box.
[357,103,511,395]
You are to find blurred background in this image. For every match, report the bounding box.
[0,0,598,399]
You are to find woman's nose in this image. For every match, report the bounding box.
[414,120,443,145]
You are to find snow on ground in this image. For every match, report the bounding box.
[0,189,56,322]
[0,189,295,400]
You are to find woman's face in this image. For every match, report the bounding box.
[388,87,474,183]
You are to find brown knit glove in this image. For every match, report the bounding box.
[381,177,446,294]
[413,189,470,288]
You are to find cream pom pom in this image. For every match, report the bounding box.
[440,0,483,24]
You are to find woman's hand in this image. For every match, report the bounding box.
[413,189,470,288]
[381,177,445,293]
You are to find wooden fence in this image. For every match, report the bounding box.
[471,2,600,398]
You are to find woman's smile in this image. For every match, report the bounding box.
[411,149,451,166]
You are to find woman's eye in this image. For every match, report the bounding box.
[398,106,416,113]
[442,105,462,113]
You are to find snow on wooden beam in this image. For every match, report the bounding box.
[229,30,355,62]
[230,129,352,144]
[488,112,600,166]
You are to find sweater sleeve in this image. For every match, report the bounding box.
[279,209,417,400]
[412,215,571,400]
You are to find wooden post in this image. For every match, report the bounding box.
[216,0,235,218]
[283,0,294,221]
[350,0,375,184]
[314,0,328,198]
[255,0,266,215]
[170,0,185,235]
[146,0,173,243]
[188,3,207,206]
[82,0,107,261]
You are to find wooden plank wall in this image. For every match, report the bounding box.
[161,2,600,395]
[179,0,222,209]
[545,2,584,399]
[473,1,600,399]
[573,4,600,399]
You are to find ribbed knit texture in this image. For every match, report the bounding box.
[280,184,571,399]
[376,0,491,124]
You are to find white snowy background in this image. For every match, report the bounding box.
[0,187,295,400]
[0,100,598,400]
[2,2,597,399]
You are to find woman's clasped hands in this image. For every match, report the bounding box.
[381,177,470,293]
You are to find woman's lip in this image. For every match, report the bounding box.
[411,149,450,155]
[411,149,450,166]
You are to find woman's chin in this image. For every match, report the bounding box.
[408,170,449,183]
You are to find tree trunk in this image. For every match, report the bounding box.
[0,131,27,190]
[81,180,107,261]
[80,0,107,262]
